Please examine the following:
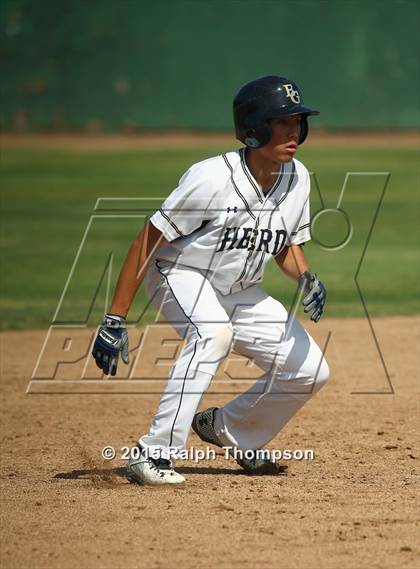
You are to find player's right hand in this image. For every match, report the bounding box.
[92,314,129,376]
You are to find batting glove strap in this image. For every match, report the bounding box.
[96,327,124,354]
[103,314,127,329]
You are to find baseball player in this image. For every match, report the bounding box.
[92,75,329,485]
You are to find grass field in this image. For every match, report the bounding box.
[0,137,418,330]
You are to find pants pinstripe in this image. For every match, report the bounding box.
[139,260,329,456]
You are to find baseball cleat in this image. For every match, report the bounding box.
[192,406,224,447]
[126,449,185,485]
[235,451,281,475]
[192,407,281,475]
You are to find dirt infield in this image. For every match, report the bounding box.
[1,131,419,151]
[0,316,419,569]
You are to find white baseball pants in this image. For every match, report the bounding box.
[139,260,329,456]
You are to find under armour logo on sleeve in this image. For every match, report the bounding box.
[227,206,238,213]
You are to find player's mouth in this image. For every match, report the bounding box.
[284,142,297,155]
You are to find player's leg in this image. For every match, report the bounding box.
[139,260,233,457]
[212,285,329,451]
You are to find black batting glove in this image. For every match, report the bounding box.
[298,271,327,323]
[92,314,129,376]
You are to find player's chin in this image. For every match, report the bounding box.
[264,147,295,164]
[276,152,295,164]
[272,147,296,163]
[281,154,294,163]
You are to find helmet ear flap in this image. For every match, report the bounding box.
[299,116,309,145]
[243,122,272,149]
[244,128,260,148]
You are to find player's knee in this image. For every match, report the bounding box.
[313,357,330,390]
[201,322,234,355]
[214,322,234,353]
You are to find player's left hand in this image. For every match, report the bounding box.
[298,271,327,323]
[92,314,129,376]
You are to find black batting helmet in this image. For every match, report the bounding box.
[233,75,319,148]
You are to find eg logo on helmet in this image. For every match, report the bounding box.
[283,84,301,104]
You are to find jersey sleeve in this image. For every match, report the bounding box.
[150,164,216,242]
[287,169,311,246]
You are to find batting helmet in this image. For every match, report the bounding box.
[233,75,319,148]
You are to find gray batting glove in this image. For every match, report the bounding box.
[92,314,129,376]
[298,271,327,323]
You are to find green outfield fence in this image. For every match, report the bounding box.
[1,0,419,131]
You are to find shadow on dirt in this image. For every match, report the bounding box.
[53,464,288,479]
[54,467,127,480]
[178,465,288,475]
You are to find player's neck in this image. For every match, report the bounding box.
[245,148,284,194]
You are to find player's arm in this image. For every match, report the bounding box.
[91,221,168,375]
[92,162,215,375]
[109,221,168,317]
[274,244,308,282]
[274,244,327,323]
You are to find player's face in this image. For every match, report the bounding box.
[260,115,302,163]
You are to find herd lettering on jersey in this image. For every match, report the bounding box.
[216,226,288,256]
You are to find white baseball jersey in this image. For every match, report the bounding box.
[150,148,311,294]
